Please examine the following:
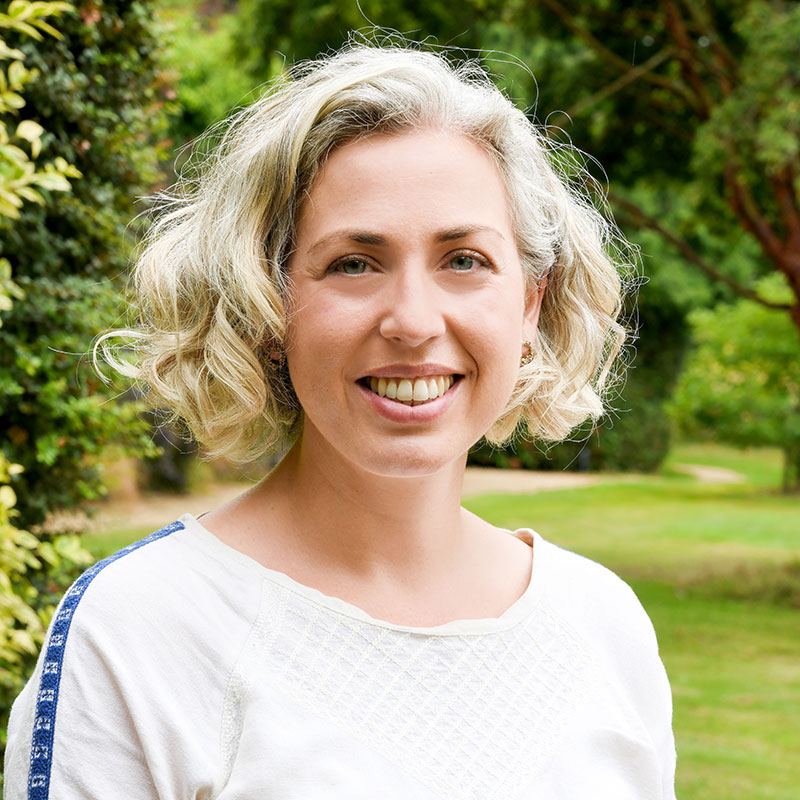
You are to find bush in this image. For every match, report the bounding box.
[0,0,95,777]
[0,0,168,529]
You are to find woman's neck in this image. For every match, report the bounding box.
[199,433,533,627]
[263,435,470,582]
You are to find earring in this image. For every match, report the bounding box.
[520,340,534,367]
[266,348,285,370]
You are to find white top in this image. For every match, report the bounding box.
[4,513,677,800]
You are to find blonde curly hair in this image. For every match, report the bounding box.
[97,41,631,464]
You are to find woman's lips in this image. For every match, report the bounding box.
[356,376,461,423]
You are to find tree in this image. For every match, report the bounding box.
[234,0,502,76]
[671,275,800,492]
[501,0,800,336]
[156,1,254,150]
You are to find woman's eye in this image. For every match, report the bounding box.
[449,254,483,272]
[332,258,369,275]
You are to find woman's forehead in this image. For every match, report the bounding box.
[295,128,516,245]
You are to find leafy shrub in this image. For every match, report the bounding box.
[0,0,94,777]
[157,2,254,149]
[0,0,168,529]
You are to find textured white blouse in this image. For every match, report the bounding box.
[5,512,677,799]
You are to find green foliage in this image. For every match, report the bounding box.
[235,0,502,77]
[670,276,800,491]
[0,0,169,772]
[0,0,168,529]
[504,1,800,307]
[0,452,92,760]
[0,468,92,751]
[0,275,157,523]
[0,0,79,204]
[693,2,800,177]
[0,0,79,319]
[156,2,254,147]
[0,0,91,774]
[0,455,42,752]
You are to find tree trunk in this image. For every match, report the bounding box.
[782,442,800,494]
[790,303,800,342]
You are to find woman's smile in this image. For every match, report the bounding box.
[356,373,464,423]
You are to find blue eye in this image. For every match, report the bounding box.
[333,258,368,275]
[450,255,476,271]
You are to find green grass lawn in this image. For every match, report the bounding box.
[637,583,800,800]
[85,443,798,799]
[82,524,163,559]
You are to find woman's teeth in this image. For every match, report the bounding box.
[367,375,455,405]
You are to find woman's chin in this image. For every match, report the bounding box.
[345,443,467,481]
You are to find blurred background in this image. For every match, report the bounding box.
[1,0,798,795]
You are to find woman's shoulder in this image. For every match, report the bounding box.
[4,516,254,797]
[532,533,660,652]
[61,514,263,645]
[534,532,673,702]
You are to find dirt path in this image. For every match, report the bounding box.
[461,467,598,497]
[671,463,746,484]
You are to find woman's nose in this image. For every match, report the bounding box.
[377,266,447,347]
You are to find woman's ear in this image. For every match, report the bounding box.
[523,274,547,339]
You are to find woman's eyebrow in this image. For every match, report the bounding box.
[308,230,386,253]
[308,224,505,254]
[434,225,506,243]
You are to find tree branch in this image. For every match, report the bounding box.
[724,163,785,263]
[611,193,793,311]
[771,166,800,250]
[538,0,699,108]
[561,47,675,119]
[663,0,714,118]
[677,0,739,86]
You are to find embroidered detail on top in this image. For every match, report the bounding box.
[224,580,595,800]
[26,520,184,800]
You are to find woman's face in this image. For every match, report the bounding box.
[285,127,544,478]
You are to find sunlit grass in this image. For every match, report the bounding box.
[465,479,799,577]
[82,525,158,561]
[638,584,800,800]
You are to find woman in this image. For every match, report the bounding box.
[5,43,676,798]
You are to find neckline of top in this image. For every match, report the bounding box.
[179,512,545,637]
